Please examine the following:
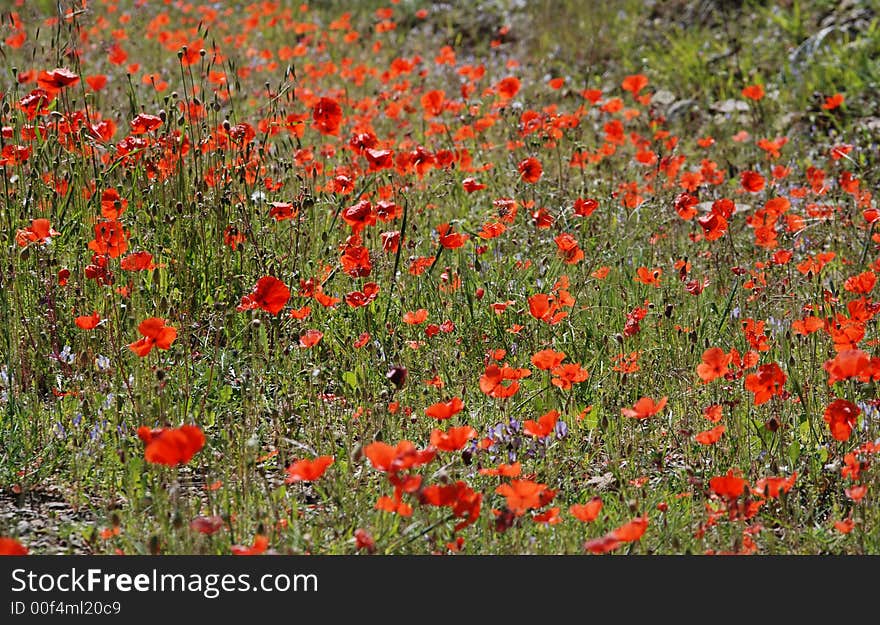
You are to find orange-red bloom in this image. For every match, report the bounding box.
[285,456,334,483]
[237,276,290,315]
[621,396,667,419]
[129,317,177,356]
[137,424,205,466]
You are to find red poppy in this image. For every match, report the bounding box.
[75,312,101,330]
[37,68,79,94]
[621,396,668,419]
[495,479,548,515]
[88,219,129,258]
[823,349,875,385]
[550,363,589,390]
[129,318,177,357]
[479,462,521,477]
[531,349,566,370]
[741,84,765,101]
[744,362,786,405]
[523,410,559,438]
[130,113,163,134]
[695,424,726,445]
[621,74,648,95]
[822,93,844,110]
[231,535,269,556]
[420,89,445,118]
[425,397,464,420]
[285,456,334,483]
[554,233,584,264]
[496,76,521,99]
[237,276,290,315]
[752,473,797,499]
[137,424,205,466]
[709,469,748,500]
[15,218,60,246]
[479,363,531,398]
[403,309,428,325]
[740,170,765,192]
[430,426,477,451]
[697,347,731,383]
[436,223,468,249]
[0,537,28,555]
[518,157,543,183]
[823,399,860,442]
[312,97,343,135]
[120,251,158,271]
[634,267,662,287]
[299,329,323,348]
[570,497,602,522]
[190,515,225,535]
[364,440,435,474]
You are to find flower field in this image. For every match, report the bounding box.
[2,0,880,555]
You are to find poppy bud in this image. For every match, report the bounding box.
[476,288,485,300]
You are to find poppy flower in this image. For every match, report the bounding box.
[741,84,765,101]
[231,535,269,556]
[403,309,429,324]
[823,350,874,385]
[129,318,177,357]
[88,219,129,258]
[752,473,797,499]
[495,479,548,515]
[479,462,521,477]
[531,349,566,370]
[462,178,486,193]
[120,251,158,271]
[570,498,603,522]
[190,516,225,535]
[554,233,584,264]
[621,74,648,95]
[36,68,79,94]
[354,529,376,553]
[312,96,343,135]
[634,267,662,287]
[425,397,464,420]
[285,456,334,483]
[420,89,445,118]
[523,410,559,438]
[695,424,726,445]
[237,276,290,315]
[0,537,28,555]
[703,404,723,423]
[823,399,860,442]
[584,516,648,554]
[15,218,60,246]
[100,188,128,219]
[479,363,531,398]
[744,362,786,405]
[696,347,731,383]
[621,396,667,419]
[740,170,765,193]
[429,426,477,451]
[130,113,163,134]
[709,469,748,500]
[75,312,101,330]
[342,200,376,232]
[436,223,468,249]
[822,93,844,110]
[518,157,543,183]
[550,363,589,390]
[364,440,436,473]
[299,329,323,348]
[496,76,521,99]
[137,424,205,466]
